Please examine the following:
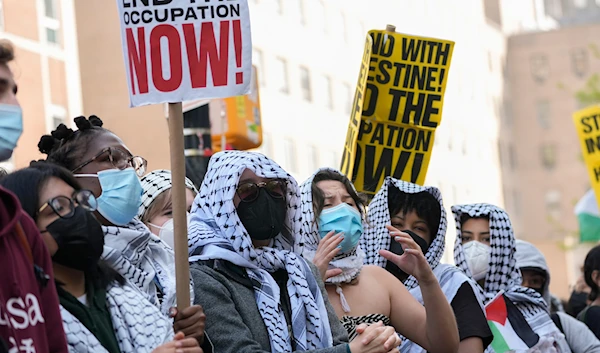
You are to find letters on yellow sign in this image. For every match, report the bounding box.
[574,105,600,209]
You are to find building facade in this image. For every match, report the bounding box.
[1,0,81,171]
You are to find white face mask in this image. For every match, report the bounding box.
[463,241,491,281]
[150,212,191,249]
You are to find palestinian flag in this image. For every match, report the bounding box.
[485,292,539,353]
[575,189,600,242]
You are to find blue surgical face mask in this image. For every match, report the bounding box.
[0,104,23,161]
[75,168,143,226]
[318,203,363,254]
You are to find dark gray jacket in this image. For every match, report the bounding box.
[191,260,350,353]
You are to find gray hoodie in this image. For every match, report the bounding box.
[515,240,600,353]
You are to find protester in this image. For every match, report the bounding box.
[188,151,401,353]
[515,239,600,352]
[292,168,459,352]
[360,177,491,353]
[0,162,204,353]
[453,203,571,352]
[0,39,68,352]
[577,245,600,339]
[567,269,591,318]
[37,116,209,348]
[138,169,198,249]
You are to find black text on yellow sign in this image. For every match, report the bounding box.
[574,105,600,209]
[341,30,454,196]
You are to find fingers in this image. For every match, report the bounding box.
[325,268,343,279]
[173,306,206,339]
[175,338,200,348]
[355,323,368,335]
[379,249,400,265]
[383,331,401,350]
[321,232,344,254]
[173,332,186,341]
[360,321,384,345]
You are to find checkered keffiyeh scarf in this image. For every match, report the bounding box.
[452,204,570,351]
[138,169,197,219]
[61,284,172,352]
[293,168,365,284]
[188,151,333,353]
[361,177,448,290]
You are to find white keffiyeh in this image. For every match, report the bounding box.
[452,203,571,353]
[361,178,482,353]
[188,151,333,353]
[102,218,193,315]
[61,283,173,353]
[138,169,198,219]
[293,168,365,285]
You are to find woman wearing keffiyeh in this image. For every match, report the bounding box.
[360,177,492,353]
[452,203,571,352]
[188,151,402,353]
[292,168,459,353]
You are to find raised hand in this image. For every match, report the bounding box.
[379,225,434,283]
[312,230,344,281]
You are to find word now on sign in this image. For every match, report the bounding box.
[117,0,252,107]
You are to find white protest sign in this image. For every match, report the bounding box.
[116,0,252,107]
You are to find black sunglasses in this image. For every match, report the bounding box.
[236,180,286,202]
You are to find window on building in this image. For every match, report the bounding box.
[329,11,346,41]
[43,0,61,45]
[289,0,306,25]
[307,145,319,171]
[261,132,272,157]
[541,143,556,170]
[252,48,265,87]
[570,48,588,78]
[508,144,517,169]
[317,75,333,109]
[530,54,550,83]
[274,57,289,93]
[512,189,522,217]
[284,139,298,173]
[49,105,66,131]
[311,0,326,33]
[545,189,561,219]
[487,52,494,72]
[274,0,283,14]
[343,83,352,114]
[483,0,502,27]
[300,66,312,101]
[536,100,551,129]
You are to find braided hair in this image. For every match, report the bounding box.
[38,115,109,171]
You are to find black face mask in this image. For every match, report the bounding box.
[237,188,287,241]
[44,206,105,272]
[568,290,589,316]
[385,229,430,282]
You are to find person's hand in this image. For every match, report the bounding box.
[378,225,434,283]
[152,332,203,353]
[313,231,344,281]
[349,321,402,353]
[171,305,206,345]
[574,275,590,293]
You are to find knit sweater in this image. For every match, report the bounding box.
[190,260,350,353]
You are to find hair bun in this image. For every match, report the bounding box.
[51,124,74,140]
[89,115,103,127]
[38,135,59,155]
[74,116,91,130]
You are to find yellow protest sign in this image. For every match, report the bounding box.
[341,28,454,197]
[573,105,600,209]
[341,35,373,177]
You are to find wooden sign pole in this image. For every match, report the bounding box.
[167,102,191,309]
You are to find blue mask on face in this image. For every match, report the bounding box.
[318,203,363,254]
[76,168,143,226]
[0,104,23,162]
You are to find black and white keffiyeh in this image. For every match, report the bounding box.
[361,177,447,290]
[293,168,365,284]
[138,169,198,219]
[188,151,333,353]
[452,203,570,351]
[61,283,173,352]
[102,218,193,315]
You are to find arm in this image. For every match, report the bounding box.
[380,226,459,353]
[558,311,600,353]
[23,212,68,353]
[458,338,483,353]
[190,264,348,353]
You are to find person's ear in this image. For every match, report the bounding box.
[592,270,600,285]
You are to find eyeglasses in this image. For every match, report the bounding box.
[236,180,286,202]
[72,147,147,177]
[38,189,98,219]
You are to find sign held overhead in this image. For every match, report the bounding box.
[117,0,253,107]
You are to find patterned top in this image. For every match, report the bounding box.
[340,313,391,341]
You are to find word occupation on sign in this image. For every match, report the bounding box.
[342,28,454,196]
[341,35,373,177]
[574,106,600,209]
[117,0,252,107]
